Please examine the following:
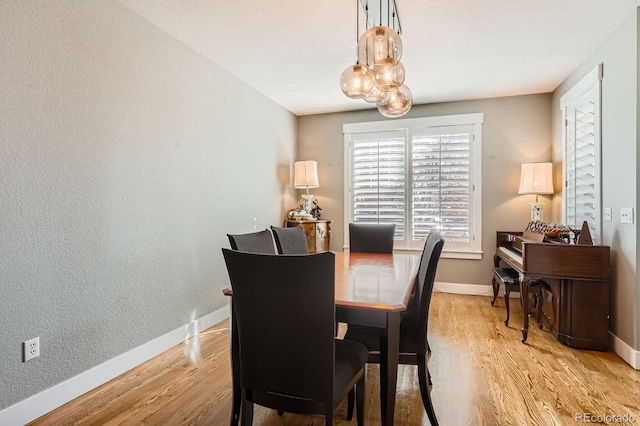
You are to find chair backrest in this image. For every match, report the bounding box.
[270,225,309,254]
[348,223,396,253]
[400,232,444,351]
[227,229,275,254]
[222,249,336,402]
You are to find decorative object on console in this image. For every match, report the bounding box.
[293,160,319,219]
[518,162,554,222]
[544,224,570,238]
[339,0,412,117]
[576,220,593,245]
[525,220,548,235]
[310,199,322,219]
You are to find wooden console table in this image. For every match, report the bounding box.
[285,219,331,253]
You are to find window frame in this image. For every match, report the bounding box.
[343,113,483,259]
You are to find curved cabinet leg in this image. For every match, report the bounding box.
[534,284,544,329]
[520,278,532,343]
[504,288,511,326]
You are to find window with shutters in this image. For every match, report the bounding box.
[561,64,602,244]
[344,114,483,258]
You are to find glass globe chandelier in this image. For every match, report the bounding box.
[377,84,412,117]
[340,0,412,118]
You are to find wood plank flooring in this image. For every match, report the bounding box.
[29,293,640,425]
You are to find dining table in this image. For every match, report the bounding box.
[223,250,421,426]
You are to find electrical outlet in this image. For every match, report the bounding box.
[621,208,634,224]
[23,337,40,362]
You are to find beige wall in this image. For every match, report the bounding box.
[298,94,552,287]
[0,0,296,410]
[551,11,638,349]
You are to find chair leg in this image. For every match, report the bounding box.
[426,337,431,354]
[325,403,333,426]
[346,388,354,420]
[356,373,365,426]
[240,396,253,426]
[417,353,439,426]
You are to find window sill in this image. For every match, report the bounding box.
[393,247,483,260]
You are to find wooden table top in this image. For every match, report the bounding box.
[223,250,420,313]
[334,251,420,312]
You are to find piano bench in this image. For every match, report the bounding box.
[491,267,543,327]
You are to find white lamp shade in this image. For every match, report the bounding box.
[518,163,554,195]
[294,160,319,189]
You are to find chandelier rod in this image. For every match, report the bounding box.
[356,0,359,56]
[394,1,402,35]
[387,0,390,28]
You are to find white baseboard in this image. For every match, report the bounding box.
[434,281,520,298]
[434,281,494,296]
[610,332,640,370]
[0,305,230,426]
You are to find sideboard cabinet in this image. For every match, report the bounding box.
[285,219,332,253]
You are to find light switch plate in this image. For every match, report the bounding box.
[620,208,634,224]
[603,207,612,221]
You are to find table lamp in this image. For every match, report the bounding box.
[294,160,319,218]
[518,162,554,222]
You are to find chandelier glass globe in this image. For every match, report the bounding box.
[357,25,403,75]
[373,62,405,92]
[340,64,375,99]
[363,85,386,103]
[377,84,413,118]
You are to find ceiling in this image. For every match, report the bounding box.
[118,0,640,116]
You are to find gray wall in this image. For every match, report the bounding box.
[551,11,638,349]
[298,94,552,287]
[0,1,296,409]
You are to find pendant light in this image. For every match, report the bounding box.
[377,84,412,117]
[340,0,413,117]
[373,62,405,92]
[357,25,403,75]
[340,64,376,99]
[340,0,374,99]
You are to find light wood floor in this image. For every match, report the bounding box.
[30,293,640,425]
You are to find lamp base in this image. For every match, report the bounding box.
[529,202,545,222]
[300,194,315,217]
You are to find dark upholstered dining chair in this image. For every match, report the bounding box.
[227,229,275,254]
[348,223,396,253]
[222,249,368,426]
[270,225,308,254]
[344,232,444,426]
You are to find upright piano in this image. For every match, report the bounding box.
[494,230,611,351]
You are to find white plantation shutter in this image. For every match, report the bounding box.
[412,127,472,244]
[351,131,406,238]
[345,114,482,257]
[562,65,601,244]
